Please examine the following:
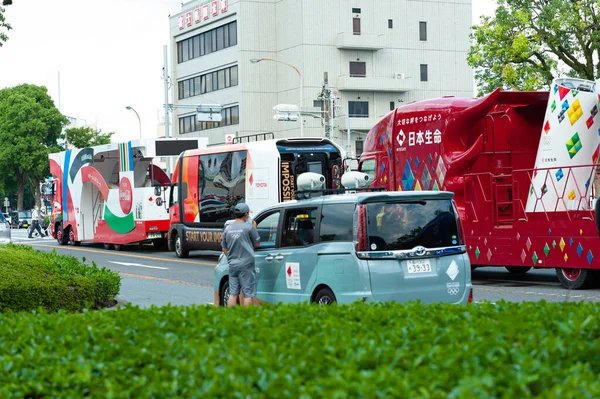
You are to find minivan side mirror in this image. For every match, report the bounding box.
[154,185,161,197]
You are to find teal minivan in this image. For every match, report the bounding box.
[214,190,472,305]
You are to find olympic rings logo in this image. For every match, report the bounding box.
[447,288,459,295]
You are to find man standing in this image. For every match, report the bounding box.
[28,205,46,238]
[221,203,260,307]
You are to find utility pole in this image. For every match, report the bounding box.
[163,45,171,175]
[319,72,336,139]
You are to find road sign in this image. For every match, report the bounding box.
[196,104,223,122]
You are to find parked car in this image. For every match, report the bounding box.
[17,210,33,229]
[2,213,11,226]
[0,212,11,243]
[214,189,473,306]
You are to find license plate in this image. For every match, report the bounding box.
[147,232,162,239]
[407,259,432,274]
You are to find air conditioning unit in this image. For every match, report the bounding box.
[395,73,405,80]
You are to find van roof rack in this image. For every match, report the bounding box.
[294,186,386,200]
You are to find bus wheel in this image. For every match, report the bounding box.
[56,223,68,245]
[103,243,113,250]
[113,244,123,251]
[555,268,596,290]
[505,266,532,274]
[175,234,189,258]
[68,229,80,246]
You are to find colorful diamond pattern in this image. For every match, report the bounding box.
[414,180,422,191]
[544,243,550,257]
[565,132,582,159]
[577,243,583,257]
[526,237,532,251]
[555,168,564,181]
[521,249,526,263]
[552,240,556,248]
[559,237,566,252]
[475,247,481,259]
[516,232,521,241]
[570,237,574,247]
[436,157,447,187]
[532,251,539,266]
[593,144,600,164]
[551,100,557,112]
[544,120,551,134]
[415,157,420,168]
[564,253,569,262]
[568,189,576,200]
[588,250,594,265]
[432,180,440,191]
[421,167,432,190]
[484,238,488,246]
[401,160,414,190]
[486,248,492,261]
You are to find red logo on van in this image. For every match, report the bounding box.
[119,177,133,214]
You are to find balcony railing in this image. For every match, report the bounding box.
[335,33,385,50]
[336,75,412,92]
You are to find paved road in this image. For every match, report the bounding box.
[11,229,219,308]
[10,229,600,305]
[472,267,600,303]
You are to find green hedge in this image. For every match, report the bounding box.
[0,244,120,312]
[0,301,599,398]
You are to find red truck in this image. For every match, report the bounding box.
[360,78,600,289]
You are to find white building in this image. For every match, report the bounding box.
[168,0,473,156]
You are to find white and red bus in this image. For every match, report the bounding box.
[168,136,345,257]
[49,138,206,250]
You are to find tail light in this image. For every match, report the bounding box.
[453,201,466,244]
[355,204,368,251]
[468,288,473,304]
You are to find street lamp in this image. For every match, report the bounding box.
[125,106,142,139]
[250,57,304,137]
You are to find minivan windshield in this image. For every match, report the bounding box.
[366,200,460,251]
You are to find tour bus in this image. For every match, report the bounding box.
[168,135,345,257]
[48,138,206,249]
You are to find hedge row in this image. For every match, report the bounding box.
[0,244,120,312]
[1,301,599,398]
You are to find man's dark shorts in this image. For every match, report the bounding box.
[229,266,256,298]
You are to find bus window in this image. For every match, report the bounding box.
[199,150,247,223]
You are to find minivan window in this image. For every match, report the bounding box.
[366,200,459,251]
[281,208,318,247]
[319,203,355,242]
[256,211,280,248]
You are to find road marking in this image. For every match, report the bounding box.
[28,243,217,267]
[109,261,168,270]
[119,272,213,288]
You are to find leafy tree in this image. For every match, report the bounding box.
[0,84,68,210]
[62,126,113,148]
[0,4,11,47]
[468,0,600,95]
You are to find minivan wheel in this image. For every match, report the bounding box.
[175,234,189,258]
[313,287,336,305]
[220,279,230,306]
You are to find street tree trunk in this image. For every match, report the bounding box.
[16,172,24,211]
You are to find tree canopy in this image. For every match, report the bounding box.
[0,5,11,47]
[62,126,113,149]
[468,0,600,95]
[0,84,68,210]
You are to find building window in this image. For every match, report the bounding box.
[353,17,361,35]
[352,8,361,13]
[390,101,395,111]
[420,64,428,82]
[419,21,427,41]
[179,105,240,134]
[349,61,366,77]
[177,21,237,63]
[178,65,239,100]
[348,101,369,118]
[388,19,393,29]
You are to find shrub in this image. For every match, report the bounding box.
[0,244,120,312]
[0,301,599,397]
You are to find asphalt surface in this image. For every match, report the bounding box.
[10,228,600,306]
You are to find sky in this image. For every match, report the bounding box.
[0,0,497,143]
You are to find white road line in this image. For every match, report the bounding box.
[109,261,169,270]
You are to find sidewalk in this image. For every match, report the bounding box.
[10,227,54,244]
